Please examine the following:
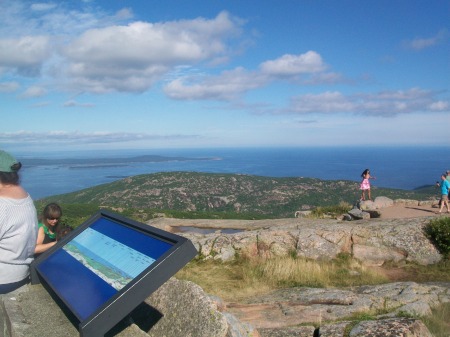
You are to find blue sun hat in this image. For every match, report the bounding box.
[0,150,19,173]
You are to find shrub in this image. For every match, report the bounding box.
[425,217,450,258]
[310,202,352,218]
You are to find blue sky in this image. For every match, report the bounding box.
[1,0,449,152]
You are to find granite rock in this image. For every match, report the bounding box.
[180,217,441,266]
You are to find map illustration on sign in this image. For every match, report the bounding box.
[63,227,156,290]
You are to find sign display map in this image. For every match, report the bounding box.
[64,227,157,291]
[31,210,197,337]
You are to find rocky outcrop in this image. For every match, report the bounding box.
[259,318,433,337]
[1,277,448,337]
[169,217,441,266]
[346,197,439,220]
[0,279,257,337]
[225,282,450,325]
[338,196,439,221]
[224,282,449,337]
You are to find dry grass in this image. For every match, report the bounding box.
[421,302,450,337]
[379,259,450,282]
[175,259,272,301]
[255,255,386,288]
[176,253,387,302]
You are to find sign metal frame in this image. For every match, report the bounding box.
[30,210,197,337]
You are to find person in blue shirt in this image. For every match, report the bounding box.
[438,173,450,214]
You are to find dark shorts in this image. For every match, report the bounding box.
[0,277,29,294]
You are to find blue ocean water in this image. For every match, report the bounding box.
[14,146,449,200]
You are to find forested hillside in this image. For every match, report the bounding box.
[38,171,437,219]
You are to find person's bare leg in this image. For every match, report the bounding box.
[439,199,445,213]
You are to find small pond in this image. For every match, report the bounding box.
[170,226,244,235]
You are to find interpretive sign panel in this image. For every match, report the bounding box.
[30,210,198,337]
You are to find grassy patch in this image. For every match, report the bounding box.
[422,302,450,337]
[175,258,271,301]
[176,254,387,302]
[309,202,353,218]
[341,312,378,337]
[380,259,450,283]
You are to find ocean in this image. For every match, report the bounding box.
[12,146,449,200]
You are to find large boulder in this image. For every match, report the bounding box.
[144,278,258,337]
[348,207,371,219]
[374,196,394,208]
[359,197,394,210]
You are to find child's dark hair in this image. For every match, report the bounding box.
[42,203,62,221]
[40,203,63,232]
[56,224,73,241]
[361,169,370,178]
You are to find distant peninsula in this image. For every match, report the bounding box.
[20,155,215,169]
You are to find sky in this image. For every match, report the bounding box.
[1,0,449,152]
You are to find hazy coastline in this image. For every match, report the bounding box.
[15,146,449,200]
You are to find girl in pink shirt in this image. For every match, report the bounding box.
[360,169,376,201]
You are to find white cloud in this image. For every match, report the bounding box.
[429,101,449,111]
[0,131,201,145]
[260,51,326,76]
[115,8,133,21]
[288,91,354,114]
[403,29,449,50]
[164,67,266,100]
[20,85,47,98]
[63,99,94,108]
[31,101,50,108]
[304,72,346,85]
[164,51,330,101]
[30,3,57,11]
[61,11,243,93]
[0,3,245,94]
[286,88,450,116]
[296,119,318,124]
[0,36,51,76]
[0,0,136,80]
[0,81,20,92]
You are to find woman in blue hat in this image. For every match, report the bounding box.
[0,150,38,294]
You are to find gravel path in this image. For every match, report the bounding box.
[149,204,446,231]
[380,204,444,219]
